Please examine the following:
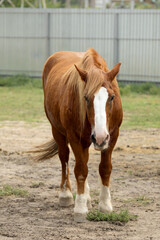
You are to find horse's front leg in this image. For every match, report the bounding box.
[99,128,120,213]
[99,150,113,213]
[70,140,90,222]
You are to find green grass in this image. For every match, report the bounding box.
[123,195,153,206]
[0,76,160,128]
[0,185,28,197]
[73,193,76,200]
[0,86,45,122]
[87,209,137,223]
[121,94,160,129]
[118,82,160,128]
[0,75,45,122]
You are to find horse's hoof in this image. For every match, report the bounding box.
[59,190,74,207]
[59,196,74,207]
[74,212,87,222]
[98,201,113,213]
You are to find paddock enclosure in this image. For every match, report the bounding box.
[0,122,160,239]
[0,6,160,240]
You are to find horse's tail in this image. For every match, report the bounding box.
[28,139,58,162]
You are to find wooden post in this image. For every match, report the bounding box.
[89,0,95,8]
[84,0,89,8]
[130,0,135,9]
[66,0,70,8]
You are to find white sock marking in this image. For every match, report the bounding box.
[99,184,113,213]
[74,179,90,214]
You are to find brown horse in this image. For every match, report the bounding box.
[35,48,123,222]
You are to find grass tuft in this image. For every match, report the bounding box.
[87,209,137,223]
[73,193,76,200]
[124,195,152,206]
[0,185,28,197]
[30,182,45,188]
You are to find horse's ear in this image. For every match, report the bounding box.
[106,62,122,82]
[74,65,87,82]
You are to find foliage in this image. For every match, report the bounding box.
[0,0,80,8]
[0,0,160,9]
[0,185,28,197]
[0,75,42,88]
[87,209,137,223]
[119,82,160,96]
[135,2,159,9]
[107,1,160,9]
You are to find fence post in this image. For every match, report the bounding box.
[46,11,50,59]
[114,12,119,68]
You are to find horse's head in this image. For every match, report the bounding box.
[75,63,121,151]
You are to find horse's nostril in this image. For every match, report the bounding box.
[91,134,96,144]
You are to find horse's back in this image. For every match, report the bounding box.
[43,51,84,89]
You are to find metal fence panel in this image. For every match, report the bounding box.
[119,12,160,82]
[0,8,160,82]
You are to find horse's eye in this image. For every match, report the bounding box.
[84,96,89,105]
[110,95,115,101]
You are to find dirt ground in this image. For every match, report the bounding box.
[0,121,160,240]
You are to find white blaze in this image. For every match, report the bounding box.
[93,87,109,140]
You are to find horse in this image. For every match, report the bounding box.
[34,48,123,222]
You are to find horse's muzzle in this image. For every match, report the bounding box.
[91,133,110,151]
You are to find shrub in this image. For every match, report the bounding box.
[87,209,137,223]
[0,75,42,88]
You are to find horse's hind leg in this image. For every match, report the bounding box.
[58,145,74,207]
[52,127,74,207]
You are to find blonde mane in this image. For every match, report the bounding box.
[63,48,108,130]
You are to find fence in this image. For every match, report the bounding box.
[0,8,160,82]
